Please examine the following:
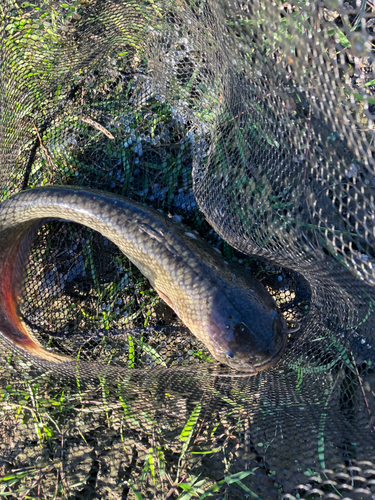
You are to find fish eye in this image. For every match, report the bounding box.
[226,351,234,358]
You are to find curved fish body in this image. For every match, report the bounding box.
[0,186,287,373]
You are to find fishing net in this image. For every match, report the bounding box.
[0,0,375,498]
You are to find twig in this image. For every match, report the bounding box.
[351,352,375,431]
[30,118,62,183]
[79,116,115,140]
[59,430,69,496]
[164,474,188,499]
[19,469,41,500]
[22,81,81,190]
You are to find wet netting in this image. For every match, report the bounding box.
[0,0,375,498]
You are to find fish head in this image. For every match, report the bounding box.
[204,289,288,373]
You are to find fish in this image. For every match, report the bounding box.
[0,186,288,373]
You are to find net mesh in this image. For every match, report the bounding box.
[1,0,375,498]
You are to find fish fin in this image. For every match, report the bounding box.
[137,223,165,243]
[154,287,178,316]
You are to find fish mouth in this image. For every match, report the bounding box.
[253,331,288,372]
[225,331,288,373]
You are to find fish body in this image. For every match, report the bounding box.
[0,186,287,372]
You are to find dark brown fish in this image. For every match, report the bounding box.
[0,186,287,372]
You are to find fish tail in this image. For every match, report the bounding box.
[0,221,71,364]
[12,329,71,363]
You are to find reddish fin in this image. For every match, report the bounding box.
[154,287,178,316]
[0,222,69,363]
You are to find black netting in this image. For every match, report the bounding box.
[1,0,375,498]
